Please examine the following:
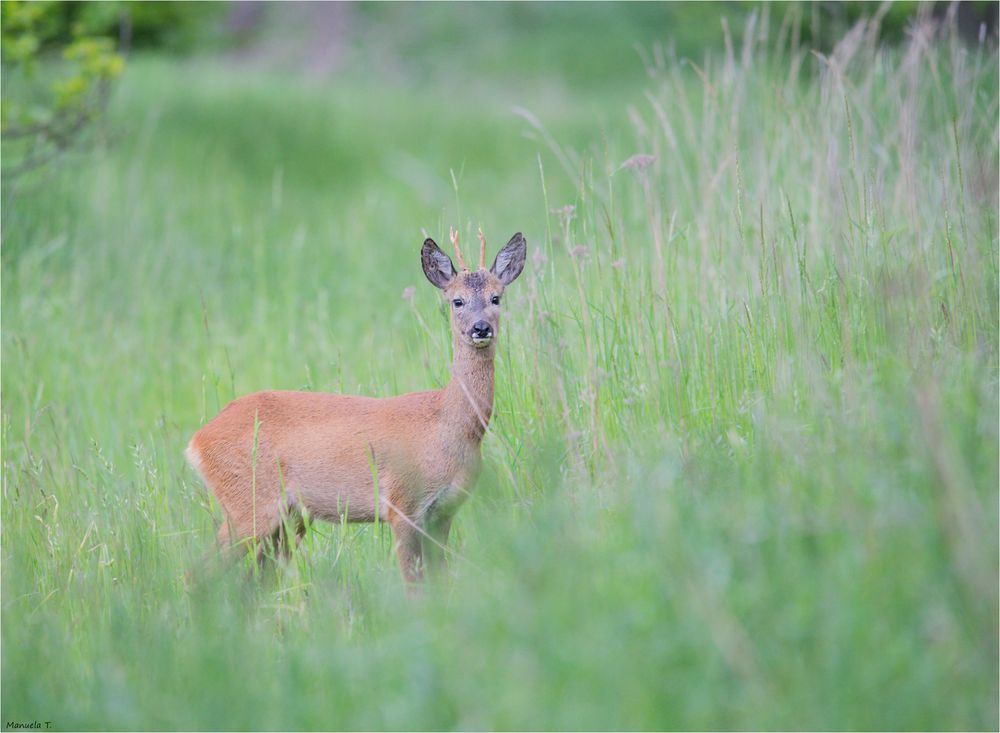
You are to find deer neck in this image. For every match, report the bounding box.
[441,339,495,441]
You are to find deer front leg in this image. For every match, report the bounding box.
[421,511,453,578]
[388,512,424,586]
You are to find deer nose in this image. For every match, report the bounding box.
[471,321,493,340]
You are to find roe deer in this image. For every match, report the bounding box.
[186,229,526,583]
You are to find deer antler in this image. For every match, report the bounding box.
[449,227,468,271]
[478,227,486,270]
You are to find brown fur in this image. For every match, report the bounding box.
[186,232,526,584]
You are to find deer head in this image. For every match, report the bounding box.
[421,229,526,350]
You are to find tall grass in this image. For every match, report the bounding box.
[2,11,997,730]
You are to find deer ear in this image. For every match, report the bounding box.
[491,232,526,286]
[421,238,456,289]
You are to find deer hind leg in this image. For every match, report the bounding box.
[224,492,306,563]
[213,453,296,562]
[213,474,287,563]
[216,507,283,563]
[219,495,309,564]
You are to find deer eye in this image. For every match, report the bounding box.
[452,298,465,308]
[491,295,501,305]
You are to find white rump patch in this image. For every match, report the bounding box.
[185,441,203,475]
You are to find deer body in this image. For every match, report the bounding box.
[186,230,525,583]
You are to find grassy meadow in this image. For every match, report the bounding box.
[2,7,998,730]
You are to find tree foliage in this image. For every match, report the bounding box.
[1,0,124,179]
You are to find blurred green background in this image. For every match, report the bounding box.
[2,2,998,731]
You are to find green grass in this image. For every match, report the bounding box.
[2,9,998,731]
